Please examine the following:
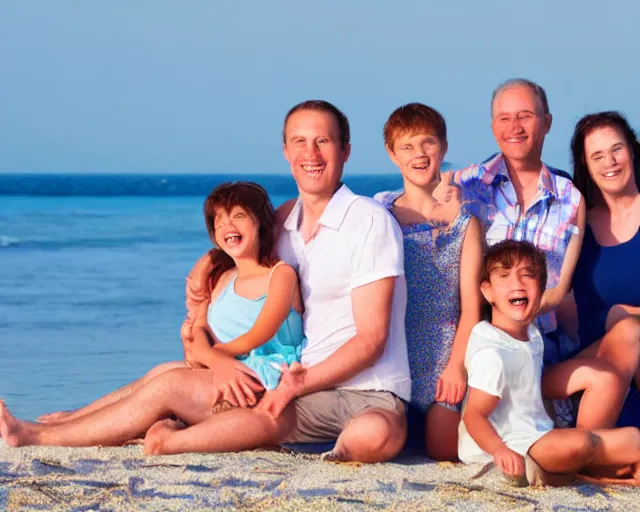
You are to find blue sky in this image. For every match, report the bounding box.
[1,1,639,174]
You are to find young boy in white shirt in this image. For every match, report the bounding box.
[459,240,640,486]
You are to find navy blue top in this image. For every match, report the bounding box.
[573,224,640,349]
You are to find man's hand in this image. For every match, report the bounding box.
[433,171,460,205]
[493,446,525,477]
[436,363,467,405]
[257,362,307,418]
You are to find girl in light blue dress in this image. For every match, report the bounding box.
[376,104,484,461]
[36,182,305,424]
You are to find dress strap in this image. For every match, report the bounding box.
[267,261,287,288]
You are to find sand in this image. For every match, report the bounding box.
[2,443,640,511]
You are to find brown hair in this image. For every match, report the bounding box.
[282,100,350,148]
[203,182,279,293]
[570,111,640,209]
[383,103,447,150]
[482,240,547,292]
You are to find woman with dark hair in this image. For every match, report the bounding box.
[568,111,640,424]
[34,182,305,426]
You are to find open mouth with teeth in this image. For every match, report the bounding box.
[508,296,529,306]
[602,170,622,178]
[302,164,325,177]
[505,136,527,143]
[223,233,243,245]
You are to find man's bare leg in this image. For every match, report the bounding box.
[329,406,407,463]
[38,361,188,424]
[424,404,460,461]
[144,405,296,455]
[0,369,218,447]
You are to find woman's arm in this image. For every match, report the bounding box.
[437,216,484,405]
[539,197,586,315]
[213,264,299,358]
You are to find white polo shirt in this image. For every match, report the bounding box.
[278,185,411,401]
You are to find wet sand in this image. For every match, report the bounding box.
[1,442,639,511]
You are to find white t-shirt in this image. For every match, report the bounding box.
[277,185,411,401]
[458,321,554,464]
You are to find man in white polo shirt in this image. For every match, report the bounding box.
[268,101,411,460]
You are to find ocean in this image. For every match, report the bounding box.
[0,173,403,420]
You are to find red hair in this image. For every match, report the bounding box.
[383,103,447,150]
[203,182,279,293]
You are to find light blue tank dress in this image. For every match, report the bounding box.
[207,266,305,390]
[378,190,471,414]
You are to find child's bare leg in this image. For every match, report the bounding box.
[529,427,640,476]
[424,404,460,461]
[528,429,598,475]
[586,427,640,469]
[542,358,626,429]
[37,361,188,423]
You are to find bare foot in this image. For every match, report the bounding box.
[37,410,73,423]
[143,419,184,455]
[0,400,33,447]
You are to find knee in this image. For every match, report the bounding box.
[340,412,406,463]
[582,360,626,394]
[609,316,640,349]
[567,429,599,465]
[146,368,186,397]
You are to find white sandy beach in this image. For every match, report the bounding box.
[2,442,639,511]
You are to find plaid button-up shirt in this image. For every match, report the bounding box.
[452,153,583,335]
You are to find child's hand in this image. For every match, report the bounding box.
[436,363,467,405]
[493,446,525,477]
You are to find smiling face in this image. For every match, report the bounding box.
[583,124,637,199]
[491,85,552,165]
[283,109,351,199]
[481,258,543,339]
[213,205,260,261]
[387,131,447,189]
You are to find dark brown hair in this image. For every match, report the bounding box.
[282,100,350,148]
[383,103,447,149]
[203,182,279,293]
[571,111,640,209]
[482,240,548,293]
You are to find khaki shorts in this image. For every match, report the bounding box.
[282,388,405,444]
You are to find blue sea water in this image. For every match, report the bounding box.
[0,173,402,420]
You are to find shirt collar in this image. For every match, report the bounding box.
[283,184,359,232]
[480,152,558,199]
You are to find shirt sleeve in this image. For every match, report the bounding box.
[350,208,404,290]
[565,186,583,236]
[467,348,506,398]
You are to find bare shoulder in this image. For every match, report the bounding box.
[210,268,236,300]
[270,262,298,286]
